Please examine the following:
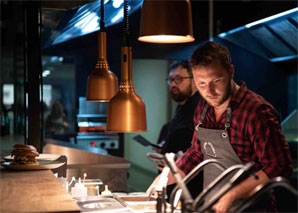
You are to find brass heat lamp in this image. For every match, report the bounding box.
[86,0,118,102]
[138,0,195,44]
[106,0,147,132]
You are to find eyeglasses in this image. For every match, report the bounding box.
[166,76,193,85]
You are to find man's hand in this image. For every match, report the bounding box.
[212,191,236,213]
[152,146,162,153]
[146,166,186,198]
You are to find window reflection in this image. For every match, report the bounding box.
[42,56,76,142]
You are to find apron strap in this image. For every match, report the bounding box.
[196,104,209,131]
[225,107,232,130]
[196,104,232,131]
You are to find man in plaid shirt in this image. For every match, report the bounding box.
[149,42,293,213]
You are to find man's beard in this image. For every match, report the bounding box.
[206,80,233,107]
[218,80,233,106]
[171,84,193,103]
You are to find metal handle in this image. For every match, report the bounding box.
[169,159,226,212]
[234,176,298,213]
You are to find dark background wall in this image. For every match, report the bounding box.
[1,0,297,131]
[218,38,296,120]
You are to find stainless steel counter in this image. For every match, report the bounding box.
[43,139,130,192]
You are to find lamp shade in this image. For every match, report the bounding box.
[106,46,147,132]
[138,0,195,43]
[86,32,118,102]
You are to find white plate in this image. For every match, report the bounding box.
[1,160,65,171]
[3,153,61,161]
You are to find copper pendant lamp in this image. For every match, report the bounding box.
[138,0,195,44]
[86,0,118,102]
[106,0,147,132]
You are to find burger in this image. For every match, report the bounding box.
[11,144,39,165]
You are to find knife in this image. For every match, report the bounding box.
[133,135,163,148]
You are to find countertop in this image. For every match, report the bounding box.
[0,167,80,212]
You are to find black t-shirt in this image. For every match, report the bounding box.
[161,92,201,155]
[160,92,203,200]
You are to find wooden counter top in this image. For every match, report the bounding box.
[0,168,80,213]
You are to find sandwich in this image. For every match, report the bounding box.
[11,144,39,165]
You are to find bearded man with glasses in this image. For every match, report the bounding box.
[153,60,202,199]
[155,60,201,155]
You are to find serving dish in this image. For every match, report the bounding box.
[1,160,65,171]
[75,195,131,212]
[3,153,61,161]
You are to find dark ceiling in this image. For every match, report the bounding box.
[217,7,297,62]
[199,0,297,36]
[3,0,296,62]
[39,0,297,60]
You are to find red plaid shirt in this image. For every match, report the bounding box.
[176,81,293,179]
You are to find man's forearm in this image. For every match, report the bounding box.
[212,170,270,213]
[225,170,270,200]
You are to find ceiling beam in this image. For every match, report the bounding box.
[41,0,95,11]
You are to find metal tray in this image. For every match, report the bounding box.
[75,195,131,212]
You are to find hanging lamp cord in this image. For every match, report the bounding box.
[122,0,130,46]
[100,0,105,31]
